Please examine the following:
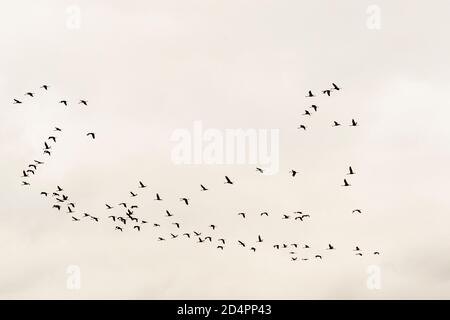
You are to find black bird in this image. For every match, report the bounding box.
[41,85,49,90]
[118,217,126,224]
[194,231,201,236]
[68,203,75,208]
[273,245,280,249]
[210,225,216,230]
[131,205,139,209]
[105,204,113,210]
[118,203,127,208]
[87,132,96,139]
[200,184,208,191]
[171,233,178,239]
[44,150,51,156]
[256,167,264,173]
[291,244,298,248]
[180,198,189,205]
[354,246,361,251]
[352,209,362,214]
[327,244,335,250]
[315,255,322,259]
[257,235,263,243]
[54,127,62,132]
[153,224,160,227]
[44,142,51,150]
[238,240,246,247]
[134,226,141,231]
[13,99,22,104]
[26,169,35,175]
[25,92,35,97]
[115,226,123,232]
[48,136,56,142]
[72,216,80,221]
[108,216,116,221]
[224,176,233,184]
[290,170,298,177]
[310,105,318,112]
[41,192,48,196]
[304,244,310,249]
[59,100,68,106]
[165,210,173,217]
[217,246,224,250]
[291,257,298,261]
[205,236,212,242]
[22,181,30,186]
[306,90,314,97]
[282,214,290,220]
[347,166,355,175]
[79,100,88,106]
[374,252,380,255]
[172,222,180,228]
[350,119,358,127]
[198,238,204,243]
[22,171,28,178]
[218,239,225,244]
[303,110,311,116]
[67,206,74,214]
[138,181,146,188]
[90,216,99,222]
[183,233,191,238]
[322,90,331,96]
[155,193,162,201]
[295,214,310,221]
[130,191,137,197]
[28,164,37,170]
[355,253,363,256]
[57,186,63,192]
[52,192,59,197]
[158,237,165,241]
[53,205,61,210]
[333,121,341,127]
[83,213,90,218]
[297,125,306,130]
[238,212,246,219]
[250,247,256,252]
[342,179,351,187]
[34,160,44,164]
[260,212,269,217]
[332,83,341,90]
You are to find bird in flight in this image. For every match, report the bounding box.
[165,210,173,217]
[238,212,246,219]
[290,170,298,177]
[257,235,263,243]
[180,198,189,205]
[13,99,22,104]
[134,226,141,231]
[374,252,380,255]
[138,181,147,188]
[217,246,224,250]
[59,100,68,106]
[327,244,335,250]
[87,133,96,139]
[306,90,314,97]
[310,105,318,112]
[155,193,162,201]
[209,225,216,230]
[200,184,208,191]
[41,85,49,90]
[22,181,30,186]
[250,247,256,252]
[352,209,362,214]
[282,214,290,220]
[105,204,113,210]
[332,83,341,91]
[57,186,63,192]
[297,125,306,130]
[315,255,322,259]
[40,192,48,196]
[108,216,116,221]
[347,166,355,175]
[350,119,358,127]
[342,179,351,187]
[224,176,233,184]
[115,226,123,232]
[256,167,264,173]
[218,239,225,244]
[238,240,246,247]
[333,121,341,127]
[295,214,310,221]
[260,212,269,217]
[72,217,80,221]
[291,257,298,261]
[25,92,35,97]
[54,127,62,132]
[303,110,311,116]
[79,100,88,106]
[172,222,180,229]
[130,191,137,197]
[48,136,57,143]
[34,160,44,164]
[118,202,127,208]
[322,90,331,96]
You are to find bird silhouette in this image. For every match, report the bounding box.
[273,245,280,249]
[342,179,351,187]
[138,181,147,188]
[40,192,48,196]
[352,209,362,214]
[355,253,363,256]
[332,83,340,90]
[134,226,141,231]
[290,170,298,177]
[315,255,322,259]
[354,246,361,251]
[22,181,30,186]
[108,216,116,221]
[297,125,306,130]
[44,142,51,150]
[72,216,80,221]
[224,176,233,184]
[172,222,180,228]
[333,121,341,127]
[115,226,123,232]
[118,203,127,208]
[34,160,44,164]
[155,193,162,201]
[180,198,189,205]
[48,136,56,143]
[238,240,246,247]
[347,166,355,175]
[53,205,61,210]
[54,127,62,132]
[306,90,314,97]
[250,247,256,252]
[87,133,96,139]
[165,210,173,217]
[170,233,178,239]
[350,119,358,127]
[303,110,311,116]
[130,191,137,197]
[238,212,246,219]
[260,212,269,217]
[13,99,22,104]
[218,239,225,244]
[374,252,380,255]
[57,186,63,192]
[183,233,191,238]
[105,204,113,210]
[79,100,88,106]
[217,246,224,250]
[200,184,208,191]
[41,85,49,90]
[158,237,165,241]
[310,105,318,112]
[210,225,216,230]
[322,90,331,96]
[25,92,35,97]
[282,214,290,219]
[28,164,37,170]
[291,257,298,261]
[59,100,68,106]
[257,235,263,243]
[90,216,99,222]
[327,244,335,250]
[256,167,264,173]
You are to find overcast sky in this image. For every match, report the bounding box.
[1,0,450,299]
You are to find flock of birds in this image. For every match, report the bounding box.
[15,82,381,262]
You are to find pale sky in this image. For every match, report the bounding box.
[1,0,450,299]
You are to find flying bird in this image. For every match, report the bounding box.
[54,127,62,132]
[347,166,355,175]
[310,105,318,112]
[290,170,298,177]
[172,222,180,228]
[303,110,311,116]
[130,191,137,197]
[306,90,314,97]
[224,176,233,184]
[87,132,96,139]
[297,125,306,130]
[342,179,351,187]
[134,226,141,231]
[350,119,358,127]
[209,225,216,230]
[138,181,147,188]
[72,217,80,221]
[327,244,335,250]
[40,192,48,196]
[180,198,189,205]
[250,247,256,252]
[238,240,246,247]
[257,235,263,243]
[79,100,88,106]
[59,100,68,106]
[115,226,123,232]
[322,90,331,96]
[108,216,116,221]
[13,99,22,104]
[48,136,56,143]
[333,121,341,127]
[105,204,114,210]
[352,209,362,214]
[256,167,264,173]
[165,210,173,217]
[25,92,35,97]
[332,83,341,90]
[200,184,208,191]
[22,181,30,186]
[41,85,49,90]
[238,212,246,219]
[260,212,269,217]
[155,193,162,201]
